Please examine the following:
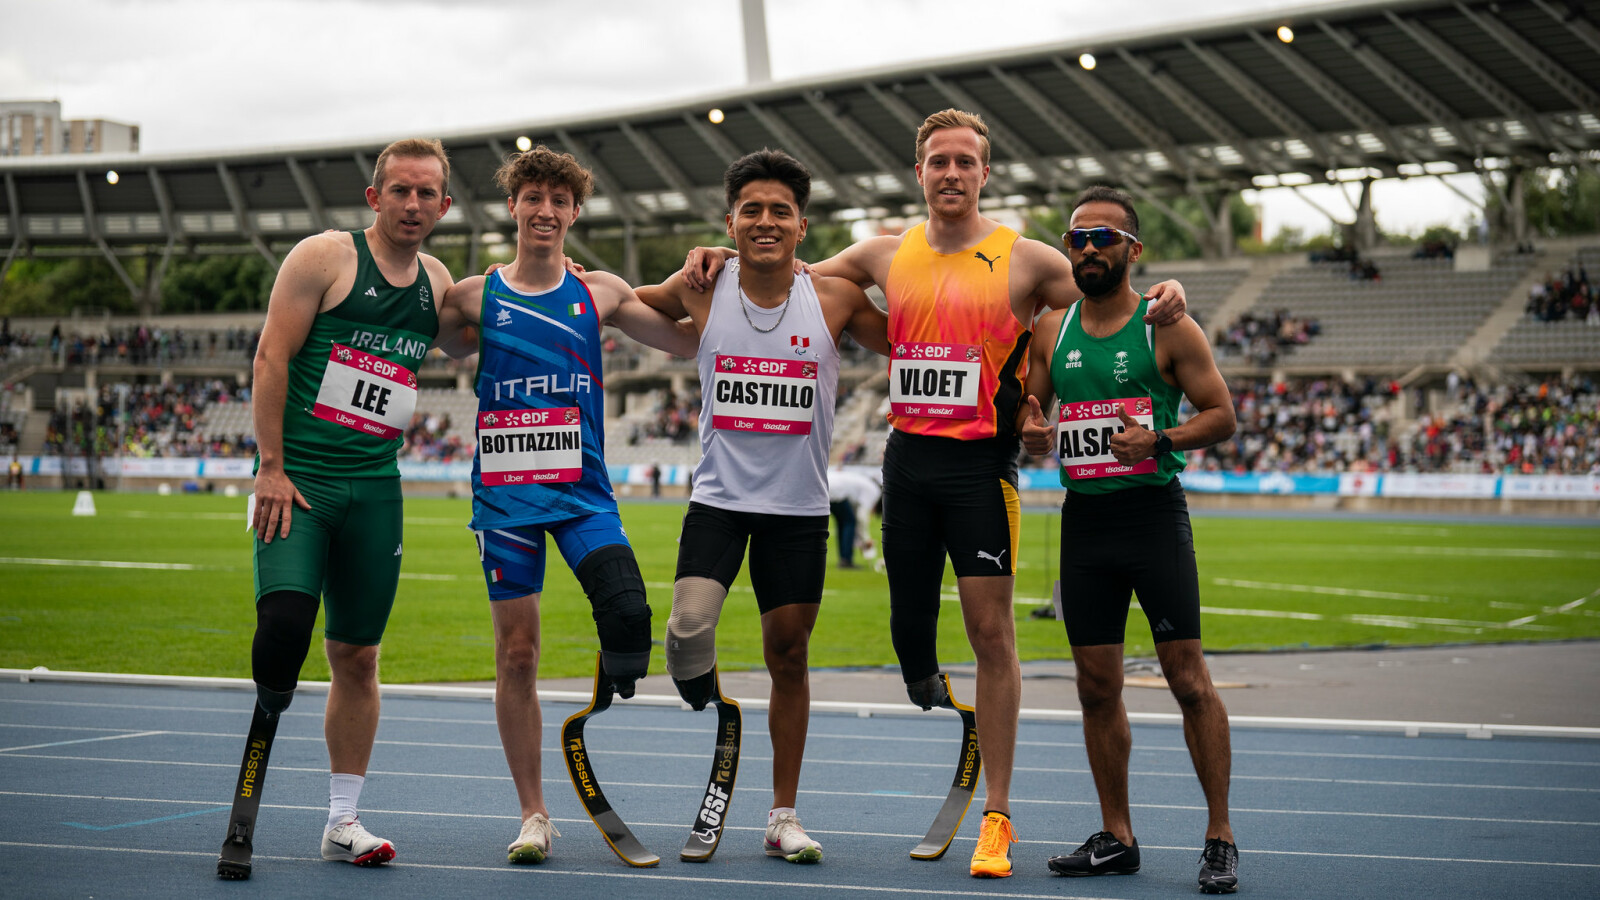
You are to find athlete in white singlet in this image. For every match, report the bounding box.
[638,149,887,863]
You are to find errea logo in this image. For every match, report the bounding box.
[1063,348,1083,369]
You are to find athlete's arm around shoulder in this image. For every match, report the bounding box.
[1015,236,1188,325]
[251,231,353,541]
[634,270,710,337]
[1017,307,1065,458]
[438,273,486,358]
[422,254,475,359]
[815,274,889,355]
[810,233,899,291]
[588,270,700,358]
[1158,315,1236,450]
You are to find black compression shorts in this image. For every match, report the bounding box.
[1058,477,1202,647]
[881,430,1022,609]
[674,501,828,614]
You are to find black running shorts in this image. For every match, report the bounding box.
[881,430,1022,607]
[674,501,828,614]
[1058,477,1202,647]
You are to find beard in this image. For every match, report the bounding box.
[1072,256,1127,297]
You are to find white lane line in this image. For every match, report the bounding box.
[6,789,1596,831]
[1198,605,1558,633]
[1301,543,1600,560]
[2,839,1595,876]
[0,556,456,581]
[0,731,164,753]
[1505,588,1598,628]
[0,557,229,571]
[8,749,1596,795]
[5,715,1592,769]
[122,511,243,520]
[1212,578,1450,604]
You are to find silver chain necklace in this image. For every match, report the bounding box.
[737,273,794,334]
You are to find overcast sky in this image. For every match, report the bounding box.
[1,0,1483,239]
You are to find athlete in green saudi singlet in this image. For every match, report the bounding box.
[219,139,476,879]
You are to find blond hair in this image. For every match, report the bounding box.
[372,138,450,193]
[493,145,595,207]
[914,109,991,166]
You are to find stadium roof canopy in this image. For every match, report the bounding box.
[3,0,1598,282]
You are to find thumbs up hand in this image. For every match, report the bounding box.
[1019,394,1055,457]
[1109,402,1154,466]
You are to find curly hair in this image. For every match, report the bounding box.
[493,145,594,207]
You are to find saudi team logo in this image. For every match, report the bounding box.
[965,346,981,362]
[1113,350,1130,384]
[1063,348,1083,369]
[336,347,353,362]
[564,409,579,424]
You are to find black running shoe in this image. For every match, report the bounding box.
[1046,830,1140,876]
[1198,837,1239,894]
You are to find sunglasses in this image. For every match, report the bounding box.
[1063,227,1139,250]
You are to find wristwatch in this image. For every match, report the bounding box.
[1152,430,1173,456]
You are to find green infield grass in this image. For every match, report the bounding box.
[0,491,1595,683]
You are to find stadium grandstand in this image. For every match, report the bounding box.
[2,0,1596,511]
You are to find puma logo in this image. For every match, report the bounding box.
[974,251,1001,272]
[976,548,1007,569]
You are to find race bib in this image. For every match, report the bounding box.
[477,407,583,486]
[312,343,418,440]
[889,342,980,419]
[710,354,817,435]
[1058,397,1157,479]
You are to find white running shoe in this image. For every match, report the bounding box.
[508,813,560,864]
[320,817,396,866]
[763,811,823,863]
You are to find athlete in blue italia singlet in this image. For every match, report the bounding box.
[471,268,614,528]
[440,146,696,866]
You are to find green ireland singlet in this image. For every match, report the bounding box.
[1049,297,1184,495]
[273,231,438,478]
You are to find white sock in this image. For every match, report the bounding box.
[326,773,365,833]
[768,807,796,826]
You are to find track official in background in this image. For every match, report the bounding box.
[827,466,881,569]
[1019,185,1240,893]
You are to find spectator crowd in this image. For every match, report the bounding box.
[44,379,255,459]
[1213,309,1320,366]
[1526,265,1598,324]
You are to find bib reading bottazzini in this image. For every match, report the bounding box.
[476,407,583,485]
[710,354,818,435]
[273,231,437,479]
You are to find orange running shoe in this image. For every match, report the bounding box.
[969,811,1016,878]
